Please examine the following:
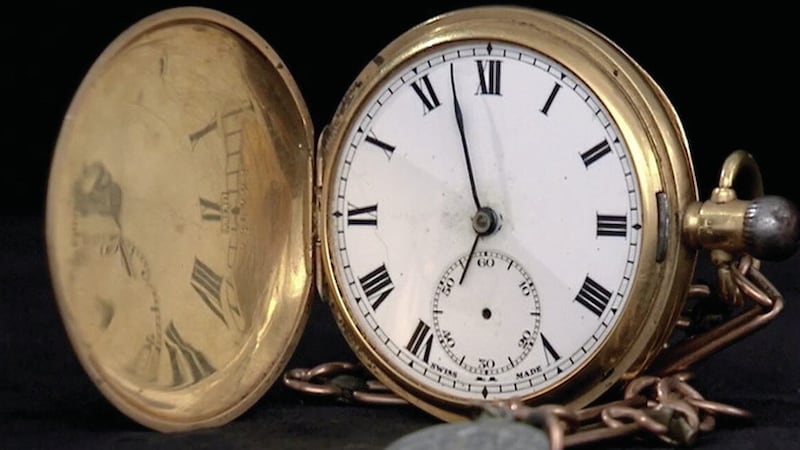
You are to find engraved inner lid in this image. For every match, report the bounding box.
[45,8,313,431]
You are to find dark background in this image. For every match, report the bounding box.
[2,1,798,449]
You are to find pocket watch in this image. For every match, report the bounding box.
[45,5,798,433]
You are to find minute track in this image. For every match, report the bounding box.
[331,39,641,401]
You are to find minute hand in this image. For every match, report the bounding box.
[451,63,482,211]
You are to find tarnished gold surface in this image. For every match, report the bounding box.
[683,151,767,255]
[45,8,313,431]
[683,200,751,253]
[318,6,698,421]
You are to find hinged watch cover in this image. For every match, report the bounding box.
[45,8,314,432]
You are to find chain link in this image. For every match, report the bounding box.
[283,254,782,448]
[283,362,407,405]
[651,255,783,375]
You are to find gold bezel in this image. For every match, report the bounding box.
[45,8,314,432]
[318,6,698,421]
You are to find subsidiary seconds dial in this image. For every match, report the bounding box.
[433,251,541,376]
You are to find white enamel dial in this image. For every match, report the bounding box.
[328,41,641,401]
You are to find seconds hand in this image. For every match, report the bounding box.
[451,63,497,285]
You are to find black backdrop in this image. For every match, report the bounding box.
[3,2,798,449]
[4,1,799,213]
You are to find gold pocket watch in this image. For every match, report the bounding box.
[46,5,798,434]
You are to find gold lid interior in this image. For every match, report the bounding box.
[45,7,313,431]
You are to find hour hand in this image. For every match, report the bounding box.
[459,207,501,285]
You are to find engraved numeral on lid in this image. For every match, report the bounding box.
[199,197,222,221]
[190,258,227,326]
[164,321,215,386]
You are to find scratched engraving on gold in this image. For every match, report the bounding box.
[70,160,224,388]
[46,9,313,431]
[64,86,258,388]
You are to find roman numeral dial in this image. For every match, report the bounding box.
[406,320,433,363]
[364,134,395,160]
[541,334,561,367]
[358,264,394,310]
[411,74,441,113]
[347,203,378,226]
[597,214,627,237]
[575,276,613,317]
[580,139,612,167]
[476,60,502,95]
[540,83,561,115]
[329,40,642,403]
